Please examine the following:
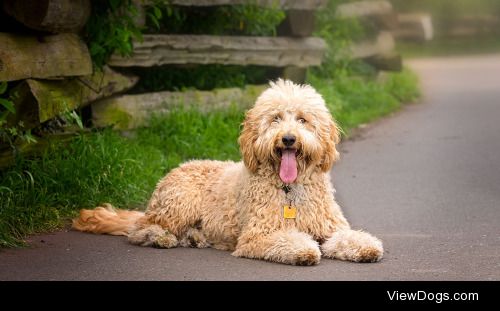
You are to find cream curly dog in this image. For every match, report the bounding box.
[73,79,383,265]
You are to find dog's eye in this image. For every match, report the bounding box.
[272,116,281,123]
[298,118,306,124]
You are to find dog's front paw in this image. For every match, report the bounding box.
[292,247,322,266]
[266,230,322,266]
[233,229,321,265]
[179,227,210,248]
[321,230,383,263]
[129,225,178,248]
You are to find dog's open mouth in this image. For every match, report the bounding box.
[277,148,297,184]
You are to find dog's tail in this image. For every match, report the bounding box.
[72,203,144,236]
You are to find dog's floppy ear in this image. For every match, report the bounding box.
[320,118,341,172]
[239,109,259,173]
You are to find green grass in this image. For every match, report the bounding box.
[0,107,243,247]
[308,67,420,134]
[0,132,165,247]
[0,70,420,247]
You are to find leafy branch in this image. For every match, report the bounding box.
[0,82,37,151]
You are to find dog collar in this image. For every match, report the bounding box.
[282,185,291,194]
[282,185,296,219]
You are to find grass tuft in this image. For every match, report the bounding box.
[308,67,420,135]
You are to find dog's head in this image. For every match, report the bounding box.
[239,79,340,184]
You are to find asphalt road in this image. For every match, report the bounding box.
[1,55,499,280]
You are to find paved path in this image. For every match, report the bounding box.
[1,55,499,280]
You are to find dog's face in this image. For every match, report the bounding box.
[239,79,340,184]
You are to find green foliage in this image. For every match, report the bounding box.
[0,82,37,150]
[133,65,271,92]
[309,0,421,134]
[136,4,285,91]
[312,0,366,79]
[0,106,245,247]
[383,68,421,102]
[147,2,163,30]
[1,82,84,153]
[60,110,84,130]
[0,131,163,247]
[136,105,243,171]
[146,4,285,36]
[0,82,14,124]
[309,68,419,134]
[85,1,285,71]
[0,83,14,113]
[85,0,143,68]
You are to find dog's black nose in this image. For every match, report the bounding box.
[282,134,296,147]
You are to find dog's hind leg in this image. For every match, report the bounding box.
[179,227,210,248]
[127,220,179,248]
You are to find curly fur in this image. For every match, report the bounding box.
[72,79,383,265]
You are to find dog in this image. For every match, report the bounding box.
[73,79,383,265]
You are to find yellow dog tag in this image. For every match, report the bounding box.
[283,205,297,219]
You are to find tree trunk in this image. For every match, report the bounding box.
[393,13,434,42]
[8,67,138,129]
[0,33,92,82]
[350,31,395,59]
[365,52,402,72]
[108,35,326,68]
[92,85,267,130]
[336,0,398,30]
[278,10,316,37]
[3,0,91,33]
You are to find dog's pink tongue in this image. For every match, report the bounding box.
[279,149,297,184]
